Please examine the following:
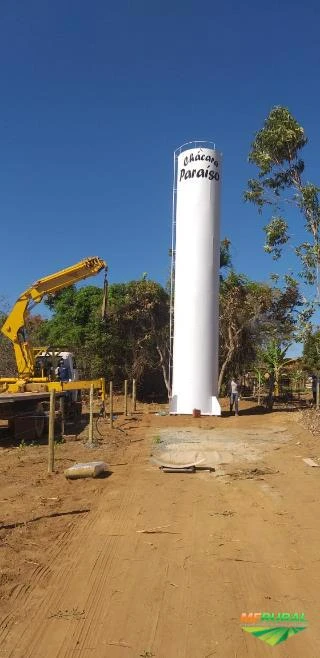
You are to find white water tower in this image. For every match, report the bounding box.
[169,141,221,415]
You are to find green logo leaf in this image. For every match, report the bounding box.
[242,625,306,646]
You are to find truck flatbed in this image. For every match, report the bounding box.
[0,391,67,441]
[0,391,64,403]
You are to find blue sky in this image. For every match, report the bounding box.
[1,0,320,318]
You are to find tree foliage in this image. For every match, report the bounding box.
[0,260,301,398]
[219,238,232,271]
[259,340,290,399]
[244,106,320,289]
[218,272,301,393]
[39,279,170,398]
[302,329,320,373]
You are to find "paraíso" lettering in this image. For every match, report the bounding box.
[179,167,219,182]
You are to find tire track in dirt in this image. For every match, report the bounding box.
[2,440,184,657]
[3,448,145,658]
[0,513,90,644]
[12,518,130,656]
[199,473,319,658]
[0,504,93,647]
[2,416,320,657]
[59,489,140,658]
[0,613,15,639]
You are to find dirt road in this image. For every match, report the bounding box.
[1,406,320,657]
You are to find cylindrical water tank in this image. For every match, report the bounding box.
[170,144,221,415]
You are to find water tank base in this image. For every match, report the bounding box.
[169,395,221,416]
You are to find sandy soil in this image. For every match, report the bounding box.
[0,397,320,657]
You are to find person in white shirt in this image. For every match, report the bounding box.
[230,377,239,416]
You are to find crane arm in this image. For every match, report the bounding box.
[1,257,107,377]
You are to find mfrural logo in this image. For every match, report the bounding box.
[240,612,307,646]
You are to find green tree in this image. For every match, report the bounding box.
[302,329,320,373]
[220,238,232,270]
[244,106,320,292]
[39,279,170,397]
[290,367,304,392]
[107,279,170,391]
[219,272,301,393]
[253,362,266,406]
[260,340,290,400]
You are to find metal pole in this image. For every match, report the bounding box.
[132,378,136,412]
[169,149,177,395]
[48,389,56,474]
[317,376,320,411]
[88,384,94,444]
[109,381,113,428]
[124,379,128,417]
[59,395,65,437]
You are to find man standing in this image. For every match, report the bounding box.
[57,358,71,383]
[230,377,240,416]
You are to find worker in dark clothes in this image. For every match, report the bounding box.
[312,374,318,405]
[57,358,71,382]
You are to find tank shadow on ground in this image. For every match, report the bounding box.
[222,404,304,417]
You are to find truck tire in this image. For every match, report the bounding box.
[8,402,46,442]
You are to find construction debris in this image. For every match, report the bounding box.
[64,461,108,479]
[161,466,196,473]
[151,456,206,469]
[160,465,215,473]
[302,458,319,467]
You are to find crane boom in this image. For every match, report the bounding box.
[1,257,107,378]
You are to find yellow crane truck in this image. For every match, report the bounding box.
[0,257,107,440]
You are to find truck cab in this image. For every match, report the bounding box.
[34,351,79,401]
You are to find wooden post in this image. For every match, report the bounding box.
[101,377,106,418]
[48,389,56,474]
[109,381,113,428]
[317,376,320,411]
[124,379,128,417]
[257,372,261,406]
[88,384,94,444]
[59,395,65,437]
[132,378,136,412]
